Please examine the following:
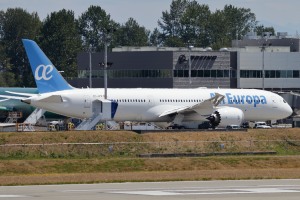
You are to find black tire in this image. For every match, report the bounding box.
[55,124,60,131]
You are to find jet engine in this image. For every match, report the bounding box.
[206,107,244,128]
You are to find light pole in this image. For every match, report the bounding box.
[102,28,115,99]
[102,29,115,131]
[260,35,272,90]
[188,45,194,85]
[229,67,231,88]
[104,39,108,99]
[261,44,266,90]
[89,45,92,88]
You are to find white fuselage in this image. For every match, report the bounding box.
[29,88,292,123]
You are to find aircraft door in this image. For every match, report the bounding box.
[92,100,102,114]
[148,95,155,106]
[82,95,92,117]
[84,95,91,108]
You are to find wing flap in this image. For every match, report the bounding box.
[159,93,225,117]
[38,95,63,103]
[159,106,189,117]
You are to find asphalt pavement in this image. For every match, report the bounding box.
[1,179,300,200]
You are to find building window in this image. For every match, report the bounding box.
[217,70,224,77]
[211,70,217,77]
[79,69,173,79]
[204,70,210,77]
[287,70,293,78]
[241,70,299,78]
[293,70,300,78]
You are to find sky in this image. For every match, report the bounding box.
[1,0,300,36]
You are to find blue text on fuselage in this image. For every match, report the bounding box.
[210,93,267,107]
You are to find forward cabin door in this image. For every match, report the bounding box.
[83,95,91,117]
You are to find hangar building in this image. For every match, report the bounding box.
[69,47,237,89]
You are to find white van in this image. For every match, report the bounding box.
[254,121,271,129]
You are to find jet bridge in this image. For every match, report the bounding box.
[278,92,300,127]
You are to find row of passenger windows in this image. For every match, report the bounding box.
[240,70,300,78]
[111,99,263,103]
[112,99,206,103]
[160,99,204,103]
[229,99,264,103]
[113,99,146,103]
[159,99,263,103]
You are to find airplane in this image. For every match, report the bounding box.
[0,87,65,122]
[0,39,293,128]
[0,87,38,120]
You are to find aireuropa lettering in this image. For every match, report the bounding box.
[210,93,267,107]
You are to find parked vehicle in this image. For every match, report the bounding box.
[254,121,271,129]
[226,125,241,130]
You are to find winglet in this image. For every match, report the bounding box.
[22,39,73,93]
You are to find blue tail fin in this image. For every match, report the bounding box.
[22,39,73,93]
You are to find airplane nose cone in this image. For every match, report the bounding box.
[282,104,293,118]
[287,104,293,116]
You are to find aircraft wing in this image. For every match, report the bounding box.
[0,94,28,100]
[5,91,37,97]
[0,90,38,101]
[159,93,225,117]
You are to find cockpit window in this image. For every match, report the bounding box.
[283,99,287,103]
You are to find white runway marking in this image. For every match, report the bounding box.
[110,186,300,196]
[0,195,27,198]
[115,191,177,196]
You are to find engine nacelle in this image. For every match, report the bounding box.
[207,107,244,128]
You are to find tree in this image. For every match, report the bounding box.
[0,41,16,86]
[222,5,256,41]
[158,1,259,49]
[208,5,257,49]
[158,0,189,46]
[40,9,82,78]
[78,5,118,51]
[0,8,41,87]
[209,9,231,49]
[149,28,163,46]
[116,18,149,46]
[255,25,275,37]
[180,1,211,47]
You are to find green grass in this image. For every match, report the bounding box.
[1,156,300,176]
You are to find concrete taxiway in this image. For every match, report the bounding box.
[0,179,300,200]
